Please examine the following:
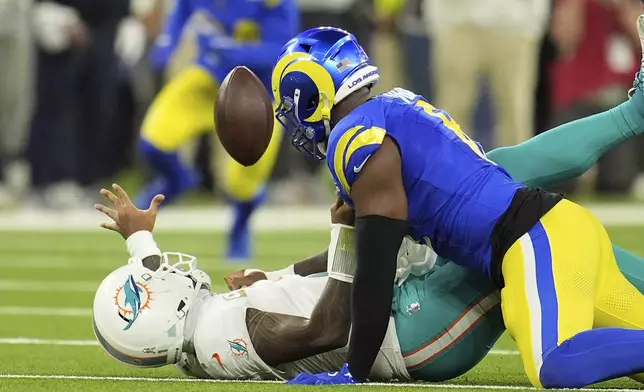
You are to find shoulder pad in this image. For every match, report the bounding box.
[327,124,386,197]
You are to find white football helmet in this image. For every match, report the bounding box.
[93,253,211,367]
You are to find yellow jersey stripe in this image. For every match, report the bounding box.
[344,127,386,170]
[333,125,364,194]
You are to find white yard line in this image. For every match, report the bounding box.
[0,374,640,391]
[0,338,97,346]
[0,336,519,356]
[0,307,91,316]
[0,204,642,232]
[0,281,98,292]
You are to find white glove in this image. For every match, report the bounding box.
[115,16,147,67]
[32,2,80,53]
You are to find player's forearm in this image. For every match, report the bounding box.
[248,278,352,366]
[347,215,405,382]
[293,249,329,276]
[249,226,357,366]
[155,0,190,52]
[126,231,163,270]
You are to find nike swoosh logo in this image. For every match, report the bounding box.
[212,352,225,369]
[353,155,371,173]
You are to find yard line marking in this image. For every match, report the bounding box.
[0,338,520,356]
[0,374,640,391]
[0,280,98,292]
[489,349,518,355]
[0,261,116,270]
[0,338,97,346]
[0,307,91,316]
[0,204,640,232]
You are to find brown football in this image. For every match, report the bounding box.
[215,66,274,167]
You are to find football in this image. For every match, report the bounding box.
[215,66,274,167]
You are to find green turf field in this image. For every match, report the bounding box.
[2,227,644,391]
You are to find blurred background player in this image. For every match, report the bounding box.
[135,0,299,262]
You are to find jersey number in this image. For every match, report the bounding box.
[417,101,490,162]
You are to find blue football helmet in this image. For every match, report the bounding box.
[271,27,379,159]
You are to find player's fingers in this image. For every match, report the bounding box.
[112,183,133,206]
[100,222,119,232]
[330,196,344,216]
[224,276,236,291]
[94,204,118,221]
[148,194,165,212]
[100,188,122,209]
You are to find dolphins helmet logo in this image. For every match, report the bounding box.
[114,275,152,330]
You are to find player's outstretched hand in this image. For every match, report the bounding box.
[94,183,165,239]
[224,269,268,290]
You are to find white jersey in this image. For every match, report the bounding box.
[396,236,438,285]
[177,275,411,381]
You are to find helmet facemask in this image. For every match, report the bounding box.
[276,88,333,160]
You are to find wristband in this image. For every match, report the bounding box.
[126,231,162,261]
[327,224,357,283]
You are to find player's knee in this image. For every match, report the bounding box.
[539,341,595,389]
[139,138,166,159]
[139,139,199,191]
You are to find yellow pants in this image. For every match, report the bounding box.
[140,65,283,201]
[500,199,644,388]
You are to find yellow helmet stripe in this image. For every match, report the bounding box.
[281,60,336,123]
[271,52,311,106]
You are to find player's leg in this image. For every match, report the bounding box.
[222,120,283,261]
[486,95,644,189]
[602,246,644,384]
[487,15,644,189]
[393,263,504,382]
[486,32,538,147]
[135,66,217,208]
[613,246,644,294]
[502,200,644,388]
[432,25,480,136]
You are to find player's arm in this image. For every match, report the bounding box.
[219,0,299,68]
[225,197,356,290]
[152,0,192,57]
[247,279,352,366]
[343,136,407,382]
[246,202,357,366]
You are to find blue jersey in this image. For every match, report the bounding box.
[327,88,523,278]
[157,0,299,92]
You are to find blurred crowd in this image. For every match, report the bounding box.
[0,0,643,210]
